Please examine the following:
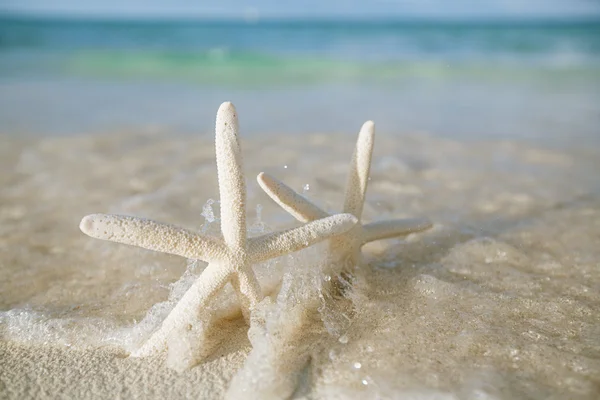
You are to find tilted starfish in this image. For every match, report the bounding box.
[79,102,357,358]
[257,120,433,273]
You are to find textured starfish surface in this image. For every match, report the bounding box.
[79,102,357,358]
[258,120,433,271]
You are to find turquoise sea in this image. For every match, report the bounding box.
[0,16,599,143]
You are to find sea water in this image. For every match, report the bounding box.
[0,17,599,143]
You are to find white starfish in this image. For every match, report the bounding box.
[257,120,433,272]
[79,102,357,358]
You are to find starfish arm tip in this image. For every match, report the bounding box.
[79,214,94,234]
[362,120,375,131]
[362,217,433,243]
[257,171,278,192]
[257,171,328,222]
[217,101,236,114]
[359,121,375,144]
[342,121,376,217]
[216,102,238,130]
[79,213,110,239]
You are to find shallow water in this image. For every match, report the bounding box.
[1,128,599,398]
[1,17,600,145]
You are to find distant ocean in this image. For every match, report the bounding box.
[0,16,599,143]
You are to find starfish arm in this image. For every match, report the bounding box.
[343,120,375,219]
[215,102,247,250]
[132,262,231,357]
[80,214,226,262]
[362,218,433,244]
[248,213,358,263]
[257,172,329,223]
[230,266,263,322]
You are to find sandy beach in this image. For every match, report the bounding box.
[1,127,599,398]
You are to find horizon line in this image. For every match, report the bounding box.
[1,11,600,24]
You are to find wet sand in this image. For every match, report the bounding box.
[1,129,599,399]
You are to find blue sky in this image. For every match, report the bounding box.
[1,0,600,19]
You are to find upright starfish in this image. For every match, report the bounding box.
[257,120,432,273]
[79,102,357,358]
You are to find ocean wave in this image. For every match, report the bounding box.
[57,49,600,86]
